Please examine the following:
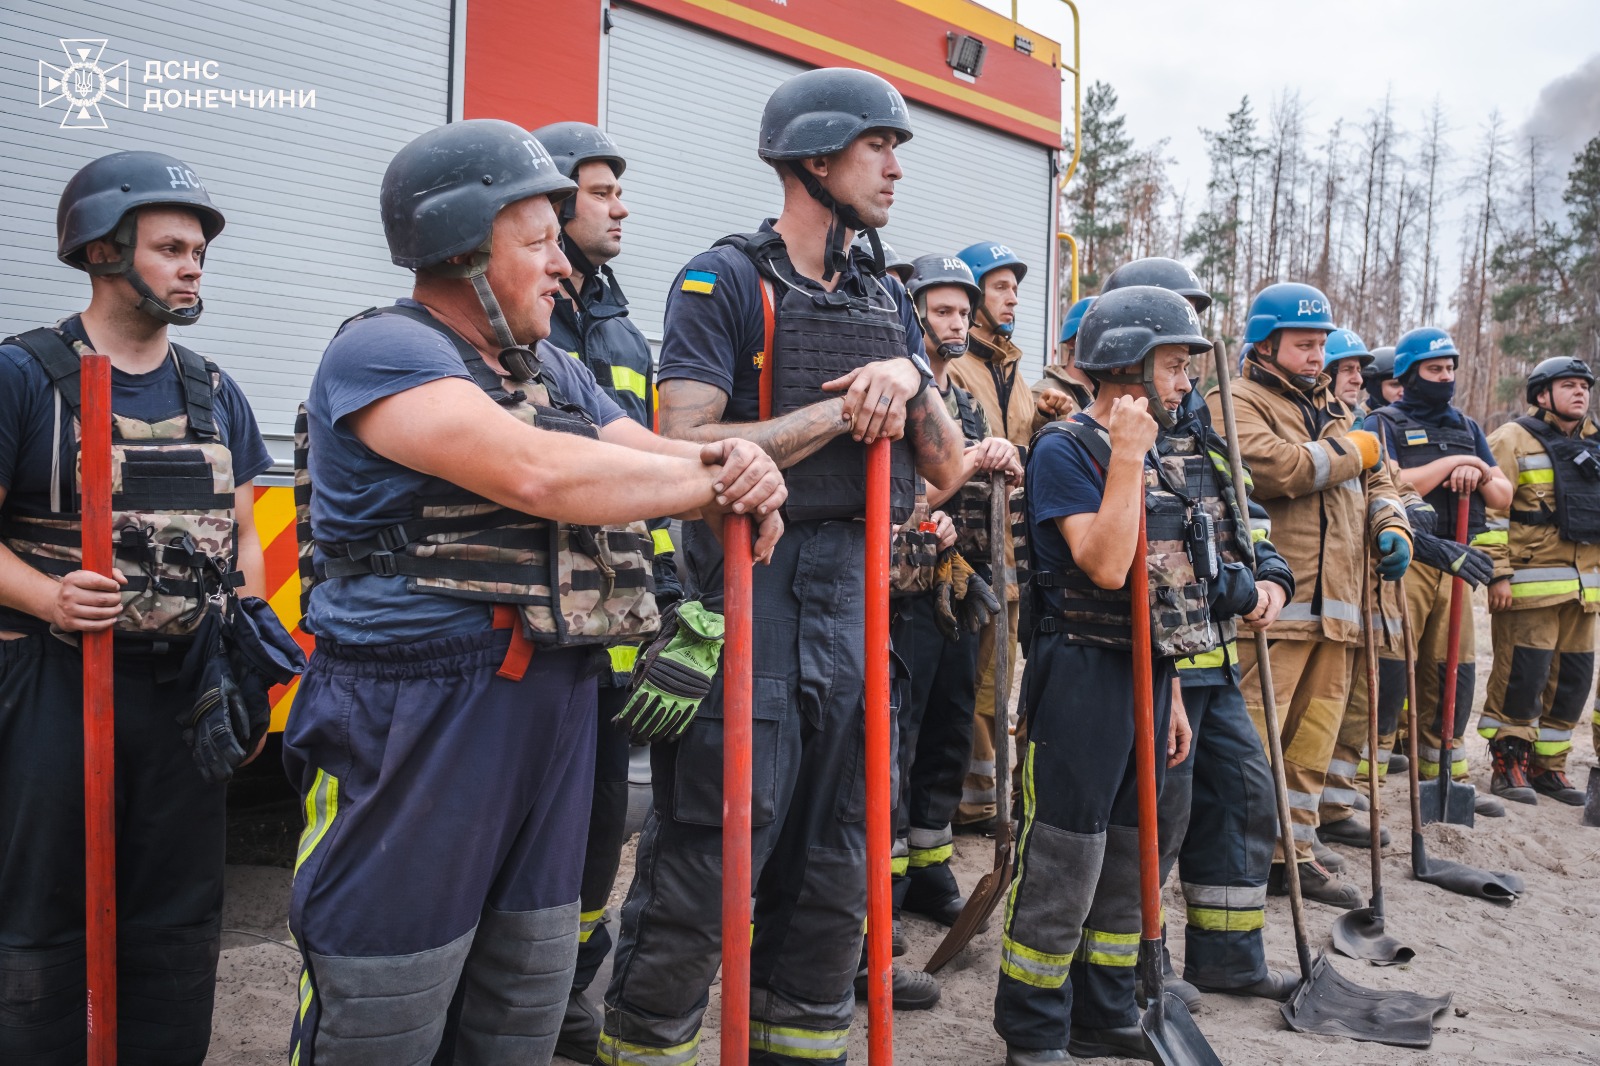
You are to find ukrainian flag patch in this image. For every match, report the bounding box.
[1404,429,1429,446]
[681,269,718,295]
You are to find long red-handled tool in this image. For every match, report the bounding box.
[1130,506,1222,1066]
[1418,492,1476,826]
[722,513,753,1066]
[864,439,894,1066]
[81,352,117,1064]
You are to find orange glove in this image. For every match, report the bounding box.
[1344,430,1382,470]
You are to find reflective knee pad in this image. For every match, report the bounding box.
[1376,657,1408,739]
[0,942,86,1064]
[1550,651,1594,726]
[1502,646,1555,720]
[453,902,580,1064]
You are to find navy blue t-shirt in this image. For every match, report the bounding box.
[303,299,627,645]
[0,314,272,630]
[1026,415,1115,605]
[657,221,924,421]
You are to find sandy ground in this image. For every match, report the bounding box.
[208,600,1600,1064]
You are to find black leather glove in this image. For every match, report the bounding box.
[178,613,252,785]
[1208,561,1260,620]
[959,571,1001,633]
[1405,502,1438,537]
[1412,532,1495,588]
[932,554,962,643]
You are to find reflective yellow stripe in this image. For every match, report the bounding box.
[651,527,675,555]
[1585,587,1600,604]
[1518,468,1555,485]
[610,364,648,401]
[1001,934,1073,987]
[1534,740,1573,756]
[1251,527,1268,542]
[890,855,909,877]
[579,908,606,943]
[750,1023,849,1060]
[1511,580,1580,598]
[597,1031,700,1065]
[908,844,953,867]
[294,769,339,875]
[1079,928,1140,967]
[608,644,640,674]
[1470,530,1505,546]
[1176,639,1236,671]
[297,970,313,1022]
[1186,906,1266,932]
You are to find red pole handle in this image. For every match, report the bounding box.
[722,513,754,1066]
[864,439,894,1066]
[1130,506,1161,941]
[1438,492,1470,766]
[80,353,117,1064]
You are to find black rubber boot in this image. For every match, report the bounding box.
[1069,1023,1152,1060]
[1268,860,1362,909]
[855,964,941,1011]
[553,987,601,1063]
[1490,736,1539,806]
[1005,1047,1073,1065]
[1192,967,1298,1001]
[902,860,967,927]
[1317,815,1390,848]
[1311,839,1346,873]
[1530,767,1585,806]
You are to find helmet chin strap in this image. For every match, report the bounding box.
[1256,339,1316,392]
[975,302,1013,339]
[426,235,543,383]
[85,215,204,326]
[787,161,880,282]
[912,295,968,360]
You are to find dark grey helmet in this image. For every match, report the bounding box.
[759,67,913,161]
[382,119,577,272]
[853,233,914,281]
[57,150,226,325]
[1527,356,1595,404]
[530,121,626,180]
[1078,285,1211,428]
[1362,346,1398,382]
[1102,256,1211,314]
[906,254,981,306]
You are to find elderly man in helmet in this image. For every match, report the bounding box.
[1208,283,1412,909]
[1477,356,1600,808]
[1366,327,1510,813]
[283,120,785,1065]
[999,285,1253,1064]
[600,68,965,1065]
[0,151,276,1062]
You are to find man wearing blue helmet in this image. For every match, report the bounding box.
[947,241,1047,831]
[1207,282,1412,908]
[1367,327,1510,814]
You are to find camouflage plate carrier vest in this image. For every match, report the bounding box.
[1512,414,1600,543]
[1,328,239,637]
[1027,419,1246,658]
[1377,404,1487,539]
[717,230,915,525]
[890,487,940,596]
[944,381,994,559]
[295,305,658,647]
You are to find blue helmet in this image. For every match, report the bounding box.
[1393,326,1460,379]
[956,241,1028,286]
[1324,328,1373,369]
[1242,282,1335,345]
[1060,296,1094,343]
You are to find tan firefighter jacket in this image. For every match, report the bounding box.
[1483,409,1600,612]
[1207,357,1410,645]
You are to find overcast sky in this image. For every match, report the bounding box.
[990,0,1600,268]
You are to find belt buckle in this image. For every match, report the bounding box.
[368,550,399,578]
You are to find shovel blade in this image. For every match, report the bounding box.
[1330,906,1416,966]
[924,857,1010,974]
[1140,993,1223,1066]
[1281,952,1450,1049]
[1414,849,1524,903]
[1417,777,1476,826]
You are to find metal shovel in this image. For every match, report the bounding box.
[1399,594,1525,903]
[1417,492,1477,826]
[1212,343,1448,1048]
[721,514,753,1066]
[1131,503,1222,1066]
[1330,544,1415,965]
[81,354,118,1065]
[926,472,1013,975]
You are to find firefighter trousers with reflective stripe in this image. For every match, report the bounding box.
[1236,637,1353,864]
[1377,564,1476,780]
[604,520,886,1065]
[960,600,1020,825]
[574,687,635,994]
[284,630,594,1065]
[0,634,224,1066]
[892,593,979,864]
[1321,649,1409,825]
[1481,601,1595,772]
[995,637,1173,1049]
[1153,680,1276,992]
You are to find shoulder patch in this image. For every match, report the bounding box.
[681,269,717,295]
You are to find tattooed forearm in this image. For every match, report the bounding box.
[658,379,849,470]
[906,388,966,493]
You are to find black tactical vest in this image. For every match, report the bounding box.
[718,231,915,524]
[1375,404,1487,538]
[1025,420,1240,658]
[1513,414,1600,543]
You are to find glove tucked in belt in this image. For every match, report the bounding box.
[614,599,725,743]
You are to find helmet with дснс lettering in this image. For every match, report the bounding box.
[1075,284,1212,429]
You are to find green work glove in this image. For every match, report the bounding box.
[614,599,725,743]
